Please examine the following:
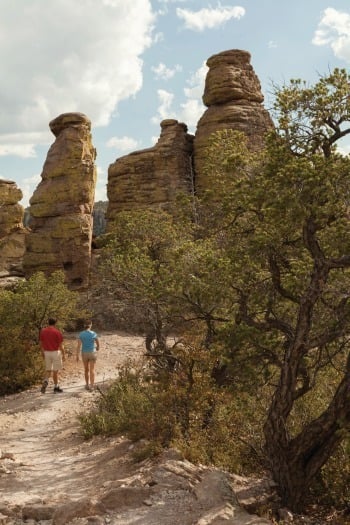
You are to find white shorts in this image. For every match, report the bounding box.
[44,351,63,371]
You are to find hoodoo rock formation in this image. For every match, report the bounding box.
[106,49,273,224]
[0,49,273,292]
[0,180,27,283]
[193,49,274,194]
[23,112,97,290]
[106,119,194,226]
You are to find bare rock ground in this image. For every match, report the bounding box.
[0,332,273,525]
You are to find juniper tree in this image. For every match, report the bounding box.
[209,69,350,511]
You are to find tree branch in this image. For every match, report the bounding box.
[268,253,299,303]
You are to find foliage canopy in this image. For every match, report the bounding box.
[93,68,350,515]
[0,271,80,395]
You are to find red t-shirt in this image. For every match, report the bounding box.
[40,326,63,351]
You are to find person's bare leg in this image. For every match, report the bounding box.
[89,361,95,388]
[53,370,59,386]
[84,361,89,388]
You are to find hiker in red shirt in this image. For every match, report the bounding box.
[39,318,65,394]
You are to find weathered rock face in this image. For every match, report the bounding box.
[0,179,24,237]
[0,179,27,281]
[105,49,272,222]
[23,112,97,290]
[106,119,194,226]
[193,49,274,194]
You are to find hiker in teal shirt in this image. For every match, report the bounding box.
[76,321,100,391]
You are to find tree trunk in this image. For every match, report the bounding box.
[264,369,350,512]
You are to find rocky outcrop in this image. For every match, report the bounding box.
[193,49,274,194]
[106,49,273,221]
[0,49,272,292]
[4,446,274,524]
[106,119,194,226]
[0,179,27,282]
[23,112,97,290]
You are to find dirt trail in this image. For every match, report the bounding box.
[0,332,274,525]
[0,332,144,509]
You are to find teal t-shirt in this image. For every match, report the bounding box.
[79,330,98,352]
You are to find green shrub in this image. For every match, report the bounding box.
[80,344,266,473]
[0,271,82,395]
[80,359,177,442]
[0,330,44,396]
[81,337,350,510]
[317,438,350,506]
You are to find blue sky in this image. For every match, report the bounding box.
[0,0,350,206]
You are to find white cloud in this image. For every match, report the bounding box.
[151,62,206,131]
[176,5,245,31]
[22,173,42,205]
[152,62,183,80]
[0,0,156,156]
[182,62,207,127]
[95,165,108,203]
[178,98,204,129]
[0,145,37,159]
[151,90,175,124]
[0,131,52,158]
[106,136,140,152]
[184,62,208,99]
[312,8,350,62]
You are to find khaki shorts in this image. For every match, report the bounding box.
[82,352,97,363]
[44,351,63,371]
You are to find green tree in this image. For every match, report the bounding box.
[273,68,350,158]
[99,209,192,355]
[0,271,81,395]
[95,68,350,513]
[99,208,233,357]
[206,69,350,511]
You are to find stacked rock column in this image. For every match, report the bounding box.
[23,112,97,290]
[193,49,273,195]
[0,180,27,279]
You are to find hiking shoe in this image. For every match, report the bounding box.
[53,386,63,393]
[85,384,90,391]
[40,380,48,394]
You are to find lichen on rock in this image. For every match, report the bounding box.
[194,49,273,195]
[0,179,27,280]
[23,112,97,290]
[106,119,194,226]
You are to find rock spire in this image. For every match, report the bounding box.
[0,179,27,284]
[193,49,274,194]
[23,112,97,290]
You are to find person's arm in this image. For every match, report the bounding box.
[95,337,100,351]
[76,339,82,361]
[59,338,66,361]
[39,332,45,357]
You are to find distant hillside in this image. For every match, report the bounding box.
[93,200,107,236]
